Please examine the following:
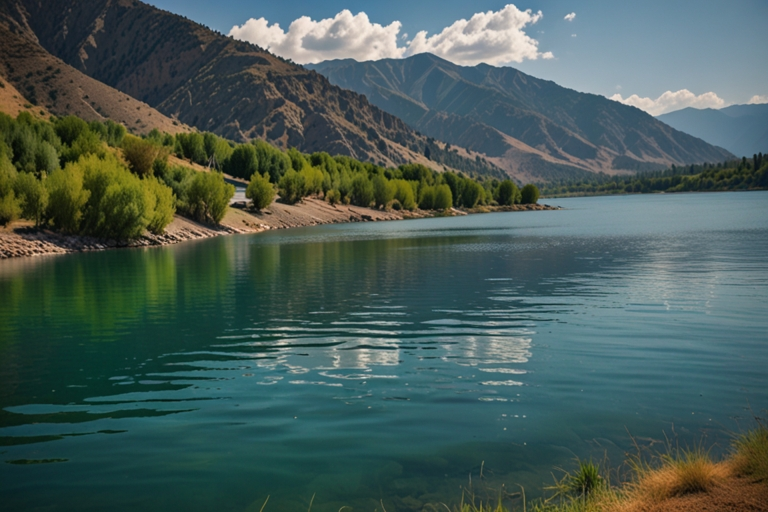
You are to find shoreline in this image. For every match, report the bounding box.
[0,199,560,260]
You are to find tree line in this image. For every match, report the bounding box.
[538,156,768,197]
[1,111,541,241]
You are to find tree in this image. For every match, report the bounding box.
[144,177,175,235]
[372,174,395,207]
[14,172,48,227]
[496,180,518,206]
[278,169,305,205]
[46,165,90,233]
[225,144,259,180]
[325,189,341,205]
[392,179,416,210]
[62,130,105,163]
[460,180,484,208]
[122,135,164,177]
[54,116,89,146]
[176,133,207,164]
[246,172,275,211]
[0,155,20,226]
[520,183,540,204]
[434,184,453,210]
[350,174,374,207]
[185,172,234,224]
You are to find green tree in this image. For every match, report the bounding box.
[325,189,341,205]
[144,177,176,235]
[185,172,234,224]
[122,135,164,177]
[225,144,259,180]
[253,139,292,183]
[520,183,540,204]
[350,174,374,207]
[54,116,89,146]
[62,130,105,163]
[460,180,484,208]
[0,154,20,225]
[300,166,324,196]
[496,180,518,206]
[392,179,416,210]
[278,169,305,205]
[246,172,275,211]
[46,165,90,233]
[372,174,395,207]
[14,172,48,227]
[434,184,453,210]
[176,132,207,164]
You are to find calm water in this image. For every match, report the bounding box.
[1,192,767,511]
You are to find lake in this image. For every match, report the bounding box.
[1,192,767,511]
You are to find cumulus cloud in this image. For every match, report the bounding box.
[609,89,726,116]
[228,10,404,63]
[564,12,576,21]
[228,4,552,65]
[748,95,768,104]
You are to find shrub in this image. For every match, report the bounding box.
[496,180,518,206]
[0,191,21,226]
[278,169,305,205]
[144,177,175,235]
[246,172,275,211]
[521,183,540,204]
[62,130,105,163]
[325,189,341,205]
[185,172,234,224]
[46,165,90,233]
[434,184,453,210]
[225,144,259,180]
[350,174,374,207]
[122,135,164,177]
[300,166,324,196]
[372,174,395,207]
[14,172,48,226]
[54,115,89,146]
[392,179,416,210]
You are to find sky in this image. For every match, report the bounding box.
[145,0,768,115]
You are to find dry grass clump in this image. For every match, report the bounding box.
[730,424,768,482]
[624,447,726,505]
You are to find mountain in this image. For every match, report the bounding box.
[308,54,734,182]
[0,4,187,135]
[657,104,768,158]
[3,0,502,176]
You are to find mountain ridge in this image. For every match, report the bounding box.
[657,104,768,158]
[308,54,734,181]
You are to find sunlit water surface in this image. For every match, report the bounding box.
[1,192,767,511]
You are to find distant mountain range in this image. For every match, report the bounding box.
[0,0,734,183]
[657,104,768,158]
[309,54,734,182]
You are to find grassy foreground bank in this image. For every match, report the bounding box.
[445,425,768,512]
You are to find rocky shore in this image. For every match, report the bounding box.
[0,199,560,260]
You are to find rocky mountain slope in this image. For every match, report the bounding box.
[6,0,502,176]
[658,104,768,158]
[309,54,734,181]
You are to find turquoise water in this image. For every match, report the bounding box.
[1,192,767,511]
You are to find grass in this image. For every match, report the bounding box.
[731,422,768,482]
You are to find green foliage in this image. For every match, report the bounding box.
[391,179,416,210]
[14,172,48,227]
[434,184,454,210]
[176,132,207,164]
[62,130,106,163]
[122,135,164,177]
[732,424,768,481]
[325,189,341,205]
[287,147,308,171]
[0,191,21,226]
[400,163,434,184]
[225,144,259,180]
[350,174,374,207]
[246,172,275,211]
[54,116,89,146]
[300,166,324,196]
[521,183,540,204]
[460,180,485,208]
[144,177,175,235]
[372,174,395,207]
[278,169,305,205]
[253,139,293,183]
[185,172,234,224]
[496,180,518,206]
[46,165,90,233]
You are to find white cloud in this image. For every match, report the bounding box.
[564,12,576,21]
[748,95,768,104]
[228,10,404,63]
[571,34,577,37]
[609,89,726,116]
[228,4,553,66]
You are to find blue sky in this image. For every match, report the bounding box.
[146,0,768,115]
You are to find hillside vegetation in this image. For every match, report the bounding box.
[540,155,768,197]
